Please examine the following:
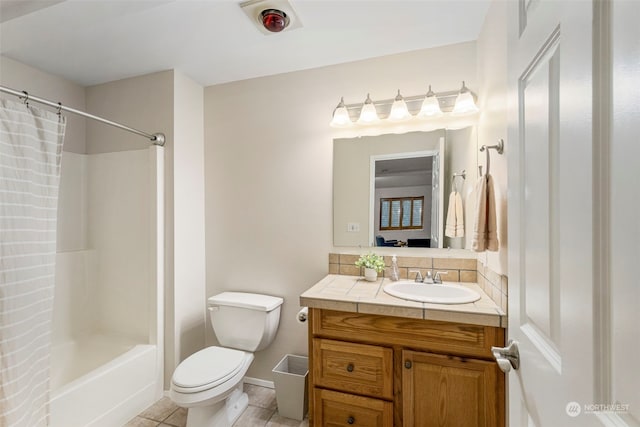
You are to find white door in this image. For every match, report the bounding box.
[507,0,595,425]
[607,2,640,426]
[507,1,639,426]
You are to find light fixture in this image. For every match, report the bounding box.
[357,93,380,124]
[239,0,302,35]
[418,85,443,117]
[452,81,479,115]
[330,83,479,129]
[261,9,289,32]
[388,90,411,122]
[329,97,352,127]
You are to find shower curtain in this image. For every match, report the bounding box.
[0,98,66,426]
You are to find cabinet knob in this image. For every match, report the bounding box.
[347,416,355,424]
[346,363,354,372]
[405,360,412,369]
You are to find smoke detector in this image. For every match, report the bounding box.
[240,0,302,35]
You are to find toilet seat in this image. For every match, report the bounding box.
[171,346,247,394]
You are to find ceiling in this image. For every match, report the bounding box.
[375,156,433,189]
[0,0,491,87]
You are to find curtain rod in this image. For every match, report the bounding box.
[0,85,165,146]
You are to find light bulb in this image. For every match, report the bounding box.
[357,94,380,124]
[388,90,411,121]
[329,97,352,127]
[418,85,443,117]
[452,81,479,115]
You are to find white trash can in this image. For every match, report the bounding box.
[272,354,309,420]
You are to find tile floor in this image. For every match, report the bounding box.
[124,384,308,427]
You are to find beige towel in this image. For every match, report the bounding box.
[472,174,499,252]
[445,191,464,238]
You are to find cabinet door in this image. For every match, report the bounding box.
[402,350,504,427]
[313,388,393,427]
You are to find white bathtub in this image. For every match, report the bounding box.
[50,335,160,427]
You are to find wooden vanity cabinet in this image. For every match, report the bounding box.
[307,308,505,427]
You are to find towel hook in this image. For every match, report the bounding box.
[479,139,505,176]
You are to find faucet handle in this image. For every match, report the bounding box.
[434,271,448,283]
[409,270,423,282]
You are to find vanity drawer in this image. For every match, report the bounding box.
[312,338,393,399]
[313,388,393,427]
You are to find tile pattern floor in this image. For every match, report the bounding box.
[124,384,308,427]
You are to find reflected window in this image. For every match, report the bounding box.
[380,196,424,230]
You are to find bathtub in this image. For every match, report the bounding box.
[50,335,160,427]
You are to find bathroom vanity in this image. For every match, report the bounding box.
[300,275,506,427]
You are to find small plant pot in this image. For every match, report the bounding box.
[364,267,378,282]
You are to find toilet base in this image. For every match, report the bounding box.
[185,384,249,427]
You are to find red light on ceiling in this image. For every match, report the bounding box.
[261,9,289,32]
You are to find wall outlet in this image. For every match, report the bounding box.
[347,222,360,232]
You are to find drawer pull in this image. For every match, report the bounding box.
[346,363,354,372]
[347,416,355,424]
[405,360,412,369]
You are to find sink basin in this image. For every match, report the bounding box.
[383,280,481,304]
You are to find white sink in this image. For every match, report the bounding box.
[383,280,481,304]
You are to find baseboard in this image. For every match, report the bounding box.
[243,376,275,389]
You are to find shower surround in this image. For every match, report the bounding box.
[50,148,163,427]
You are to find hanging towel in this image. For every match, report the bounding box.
[472,174,499,252]
[445,191,464,238]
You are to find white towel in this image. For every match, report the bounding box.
[445,191,464,238]
[472,174,499,252]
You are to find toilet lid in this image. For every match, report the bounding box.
[172,346,246,390]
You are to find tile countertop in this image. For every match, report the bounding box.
[300,275,507,328]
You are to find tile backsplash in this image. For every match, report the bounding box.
[328,253,508,313]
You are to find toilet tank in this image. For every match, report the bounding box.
[207,292,284,352]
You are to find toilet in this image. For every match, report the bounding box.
[169,292,284,427]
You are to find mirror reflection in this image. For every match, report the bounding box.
[373,151,440,248]
[333,127,477,250]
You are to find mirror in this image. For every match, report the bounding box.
[333,127,477,250]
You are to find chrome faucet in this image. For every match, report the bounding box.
[409,270,423,283]
[433,271,448,284]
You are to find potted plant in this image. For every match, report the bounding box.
[355,253,386,282]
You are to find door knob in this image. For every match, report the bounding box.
[491,339,520,373]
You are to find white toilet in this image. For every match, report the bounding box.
[169,292,284,427]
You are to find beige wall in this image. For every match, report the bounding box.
[0,56,86,153]
[204,42,480,381]
[171,72,206,377]
[85,71,173,154]
[476,0,508,275]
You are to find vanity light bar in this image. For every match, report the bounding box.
[330,82,479,128]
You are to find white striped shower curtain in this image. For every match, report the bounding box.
[0,99,66,427]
